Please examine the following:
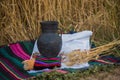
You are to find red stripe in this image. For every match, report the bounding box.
[39,57,60,60]
[1,58,31,78]
[0,62,21,80]
[107,58,117,62]
[34,63,60,67]
[91,60,108,64]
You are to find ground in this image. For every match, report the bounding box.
[28,66,120,80]
[80,67,120,80]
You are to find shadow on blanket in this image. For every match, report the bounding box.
[0,40,120,80]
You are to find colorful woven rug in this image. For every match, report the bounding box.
[0,41,35,80]
[0,40,120,80]
[89,54,120,65]
[33,55,61,70]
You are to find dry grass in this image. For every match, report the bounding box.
[64,40,120,66]
[0,0,120,45]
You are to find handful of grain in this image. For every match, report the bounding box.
[63,40,120,66]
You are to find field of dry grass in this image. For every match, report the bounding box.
[0,0,120,45]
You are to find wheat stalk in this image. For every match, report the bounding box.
[64,40,120,66]
[0,0,119,45]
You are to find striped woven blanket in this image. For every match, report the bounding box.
[0,40,120,80]
[89,55,120,65]
[0,41,35,80]
[34,55,61,70]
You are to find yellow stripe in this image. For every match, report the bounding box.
[0,62,22,80]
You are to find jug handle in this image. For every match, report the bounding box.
[58,28,62,36]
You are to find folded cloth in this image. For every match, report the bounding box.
[60,62,90,69]
[33,55,61,70]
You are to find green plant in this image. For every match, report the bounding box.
[27,64,119,80]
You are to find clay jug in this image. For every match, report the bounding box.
[37,21,62,58]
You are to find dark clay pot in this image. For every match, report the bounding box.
[37,21,62,58]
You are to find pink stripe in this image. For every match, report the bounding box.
[12,43,29,60]
[10,44,27,60]
[1,58,30,78]
[16,43,30,59]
